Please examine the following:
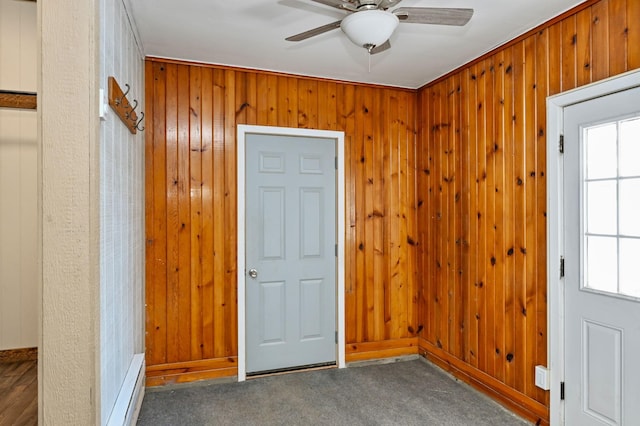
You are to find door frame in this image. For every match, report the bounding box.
[547,68,640,425]
[236,124,346,382]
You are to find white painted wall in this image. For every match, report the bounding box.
[99,0,145,424]
[0,0,38,351]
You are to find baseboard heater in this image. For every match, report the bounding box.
[106,353,145,426]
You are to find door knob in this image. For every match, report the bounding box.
[248,268,258,279]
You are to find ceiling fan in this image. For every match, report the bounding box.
[286,0,473,54]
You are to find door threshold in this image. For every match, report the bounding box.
[246,362,336,379]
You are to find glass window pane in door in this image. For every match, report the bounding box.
[585,236,618,293]
[586,180,617,235]
[620,178,640,237]
[585,123,617,179]
[619,118,640,177]
[619,238,640,298]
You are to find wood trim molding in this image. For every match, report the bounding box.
[346,337,419,363]
[0,91,37,109]
[0,347,38,362]
[146,357,238,387]
[418,338,549,426]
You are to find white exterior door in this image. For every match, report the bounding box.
[244,133,337,374]
[563,85,640,425]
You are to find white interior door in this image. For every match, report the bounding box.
[245,133,337,374]
[563,85,640,425]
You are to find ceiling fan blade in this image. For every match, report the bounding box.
[394,7,474,26]
[377,0,403,10]
[285,20,343,42]
[370,40,391,54]
[310,0,358,12]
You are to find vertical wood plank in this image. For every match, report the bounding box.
[144,61,157,364]
[493,51,506,383]
[372,89,384,342]
[451,73,464,360]
[459,69,471,364]
[165,63,180,364]
[276,76,289,128]
[424,87,436,345]
[363,86,375,341]
[200,67,215,359]
[245,73,258,125]
[628,0,640,69]
[484,57,497,378]
[266,74,278,126]
[512,41,527,394]
[535,28,550,405]
[353,86,366,342]
[287,77,299,128]
[189,66,203,360]
[608,0,628,75]
[592,0,611,81]
[432,83,444,350]
[212,68,226,358]
[398,89,410,339]
[561,15,577,92]
[406,89,418,341]
[177,64,192,362]
[548,23,562,96]
[224,70,237,356]
[576,8,593,87]
[235,71,248,127]
[467,63,479,368]
[340,83,357,344]
[502,46,516,390]
[524,35,538,399]
[475,61,487,373]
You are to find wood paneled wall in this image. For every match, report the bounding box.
[416,0,640,423]
[144,60,419,384]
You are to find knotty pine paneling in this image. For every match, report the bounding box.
[417,0,639,423]
[145,59,419,382]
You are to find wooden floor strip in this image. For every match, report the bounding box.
[0,360,38,426]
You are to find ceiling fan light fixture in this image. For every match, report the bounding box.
[340,10,399,49]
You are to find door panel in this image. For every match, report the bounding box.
[563,86,640,425]
[582,320,622,424]
[245,133,336,374]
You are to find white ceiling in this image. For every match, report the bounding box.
[127,0,585,89]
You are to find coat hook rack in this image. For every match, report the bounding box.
[108,76,144,134]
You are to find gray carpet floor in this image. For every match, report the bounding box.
[137,357,530,425]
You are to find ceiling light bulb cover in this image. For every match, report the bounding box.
[340,10,399,48]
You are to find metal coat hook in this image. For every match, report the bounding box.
[115,83,130,106]
[126,99,138,119]
[135,112,145,132]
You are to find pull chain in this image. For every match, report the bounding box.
[365,44,374,73]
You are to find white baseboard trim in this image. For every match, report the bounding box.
[107,353,145,426]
